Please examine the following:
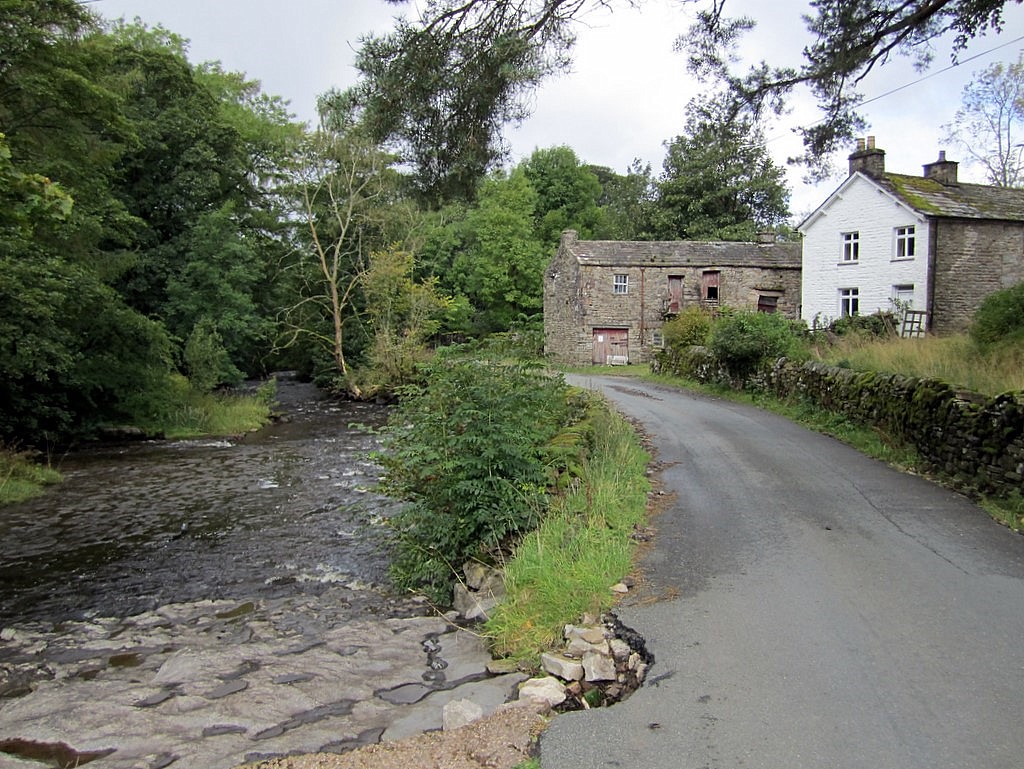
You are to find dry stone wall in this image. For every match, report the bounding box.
[768,359,1024,498]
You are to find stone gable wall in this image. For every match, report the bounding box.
[932,219,1024,332]
[769,359,1024,499]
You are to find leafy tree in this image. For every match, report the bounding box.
[282,126,402,387]
[522,145,605,247]
[650,94,790,240]
[680,0,1021,179]
[355,246,454,392]
[0,7,303,443]
[451,169,547,334]
[590,159,657,240]
[943,53,1024,187]
[350,0,583,204]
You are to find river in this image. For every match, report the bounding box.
[0,375,400,626]
[0,377,514,769]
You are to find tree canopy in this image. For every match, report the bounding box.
[350,0,587,204]
[357,0,1022,186]
[680,0,1023,179]
[649,94,790,240]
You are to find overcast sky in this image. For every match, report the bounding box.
[92,0,1024,219]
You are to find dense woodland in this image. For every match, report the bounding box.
[0,1,793,448]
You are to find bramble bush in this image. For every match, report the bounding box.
[379,348,570,602]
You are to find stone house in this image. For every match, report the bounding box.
[543,230,802,366]
[800,137,1024,332]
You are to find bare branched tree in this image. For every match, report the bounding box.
[943,54,1024,186]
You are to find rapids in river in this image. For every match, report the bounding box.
[0,375,400,626]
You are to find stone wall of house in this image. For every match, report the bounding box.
[543,238,586,365]
[545,255,801,366]
[768,359,1024,499]
[932,219,1024,332]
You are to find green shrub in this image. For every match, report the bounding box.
[829,311,899,338]
[662,306,712,348]
[184,319,243,392]
[708,309,806,381]
[380,350,570,603]
[971,281,1024,350]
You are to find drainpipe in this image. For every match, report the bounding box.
[927,219,938,331]
[639,267,646,359]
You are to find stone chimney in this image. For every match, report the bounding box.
[560,229,578,248]
[923,150,959,185]
[848,135,886,177]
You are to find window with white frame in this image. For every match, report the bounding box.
[841,231,860,263]
[613,274,629,294]
[839,287,859,317]
[895,226,916,259]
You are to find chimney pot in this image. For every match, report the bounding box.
[867,135,876,149]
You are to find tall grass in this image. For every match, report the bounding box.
[0,447,61,505]
[144,375,277,439]
[485,397,650,663]
[818,333,1024,395]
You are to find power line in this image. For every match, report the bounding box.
[761,32,1024,149]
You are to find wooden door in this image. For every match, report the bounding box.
[668,276,684,314]
[592,328,629,365]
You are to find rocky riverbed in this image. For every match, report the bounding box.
[0,588,529,769]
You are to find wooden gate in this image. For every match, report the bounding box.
[592,328,629,365]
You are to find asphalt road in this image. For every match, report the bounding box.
[541,375,1024,769]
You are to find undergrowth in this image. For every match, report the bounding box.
[0,447,61,505]
[485,395,650,663]
[142,375,277,439]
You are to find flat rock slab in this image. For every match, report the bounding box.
[0,592,508,769]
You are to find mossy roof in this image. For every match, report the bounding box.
[565,239,802,269]
[880,173,1024,221]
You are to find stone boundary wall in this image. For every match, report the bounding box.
[767,359,1024,498]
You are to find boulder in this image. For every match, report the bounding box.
[519,677,567,708]
[442,698,484,731]
[540,652,584,682]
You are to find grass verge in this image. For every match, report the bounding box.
[981,492,1024,533]
[484,395,651,664]
[814,333,1024,396]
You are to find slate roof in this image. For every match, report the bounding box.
[564,239,802,269]
[878,173,1024,222]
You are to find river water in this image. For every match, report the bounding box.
[0,375,400,626]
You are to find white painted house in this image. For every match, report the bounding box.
[799,137,1024,332]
